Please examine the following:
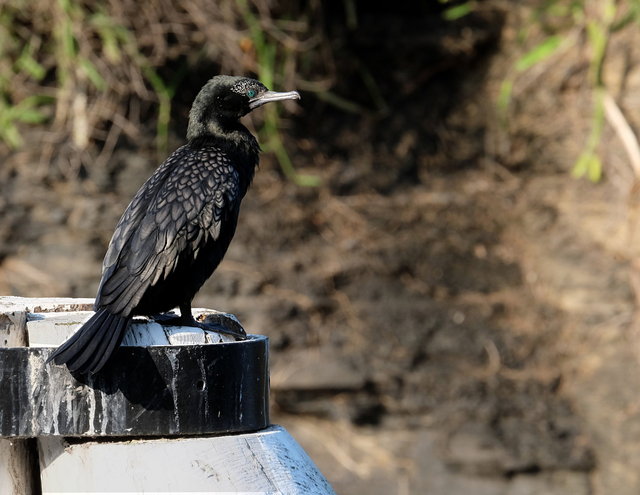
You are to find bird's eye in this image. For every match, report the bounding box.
[247,89,257,98]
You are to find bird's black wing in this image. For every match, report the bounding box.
[95,144,241,315]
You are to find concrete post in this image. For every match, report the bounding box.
[0,296,335,494]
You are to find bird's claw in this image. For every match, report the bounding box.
[196,313,247,341]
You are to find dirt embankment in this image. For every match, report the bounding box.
[3,3,640,493]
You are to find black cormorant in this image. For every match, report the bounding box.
[48,75,300,374]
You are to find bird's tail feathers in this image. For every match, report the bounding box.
[47,309,130,374]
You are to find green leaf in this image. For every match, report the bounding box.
[102,36,122,64]
[61,20,76,60]
[140,65,172,154]
[17,95,55,107]
[91,12,124,63]
[15,109,48,124]
[586,21,606,59]
[587,155,602,182]
[515,35,563,72]
[586,20,608,85]
[443,3,473,21]
[547,3,571,17]
[16,52,46,81]
[497,79,513,113]
[572,152,590,178]
[0,123,22,148]
[79,58,106,91]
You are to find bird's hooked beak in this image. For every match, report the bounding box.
[249,90,301,110]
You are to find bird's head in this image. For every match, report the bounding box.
[187,75,300,140]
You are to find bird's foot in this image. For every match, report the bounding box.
[150,311,181,324]
[195,313,247,341]
[151,312,247,341]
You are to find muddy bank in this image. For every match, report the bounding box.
[2,3,640,493]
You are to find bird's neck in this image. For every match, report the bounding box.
[188,122,260,186]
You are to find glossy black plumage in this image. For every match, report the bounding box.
[48,75,300,374]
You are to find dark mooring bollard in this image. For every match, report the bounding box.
[0,296,335,494]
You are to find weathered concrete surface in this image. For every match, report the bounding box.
[0,298,269,438]
[27,311,238,348]
[0,296,94,315]
[39,425,336,494]
[0,342,269,438]
[0,300,37,495]
[0,439,38,495]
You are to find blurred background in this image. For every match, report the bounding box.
[2,0,640,492]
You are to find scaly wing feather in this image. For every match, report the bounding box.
[95,144,240,316]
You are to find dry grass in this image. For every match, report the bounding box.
[0,0,334,181]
